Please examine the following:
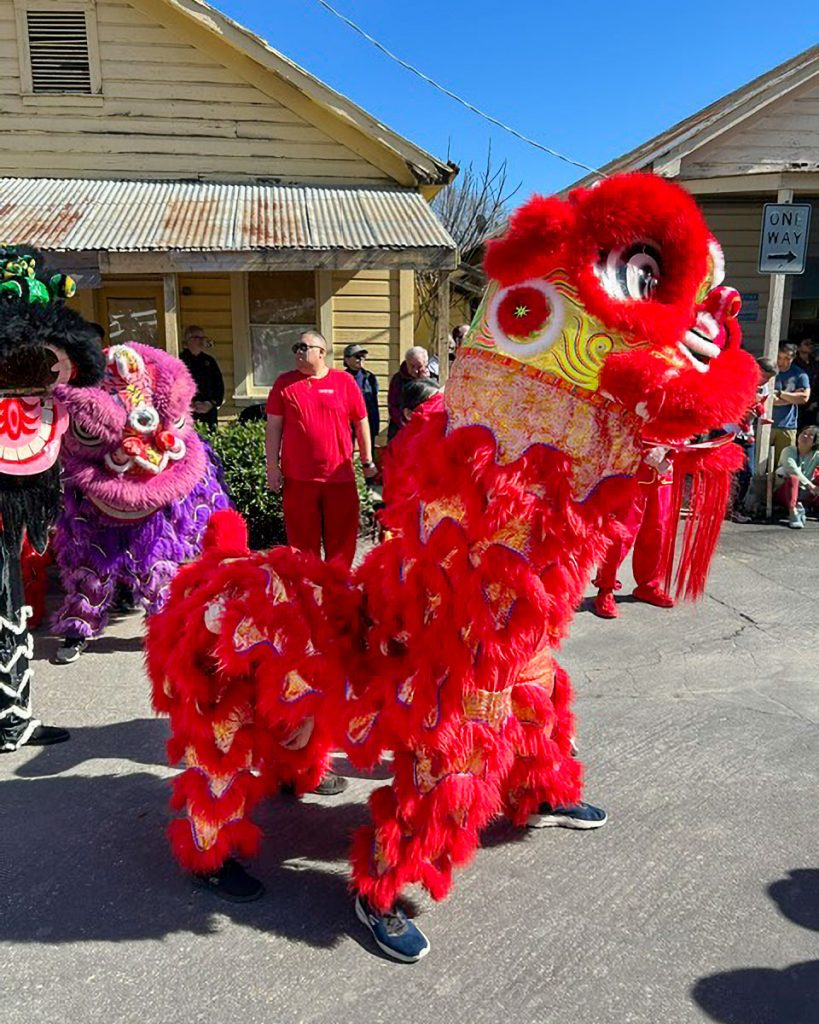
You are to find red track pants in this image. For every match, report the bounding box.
[596,477,672,591]
[282,478,359,568]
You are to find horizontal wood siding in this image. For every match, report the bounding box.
[177,273,238,419]
[332,270,403,428]
[699,201,769,354]
[0,0,392,182]
[682,81,819,178]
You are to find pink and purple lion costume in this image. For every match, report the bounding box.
[146,174,759,949]
[52,342,228,640]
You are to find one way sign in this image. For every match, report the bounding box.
[758,203,812,274]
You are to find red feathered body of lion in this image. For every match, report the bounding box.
[147,173,759,911]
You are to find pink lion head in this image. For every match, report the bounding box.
[56,342,207,520]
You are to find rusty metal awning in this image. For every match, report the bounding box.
[0,178,457,271]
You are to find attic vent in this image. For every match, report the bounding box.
[26,10,92,94]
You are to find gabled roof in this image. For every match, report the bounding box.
[570,44,819,188]
[154,0,456,189]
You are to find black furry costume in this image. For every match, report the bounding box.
[0,248,104,750]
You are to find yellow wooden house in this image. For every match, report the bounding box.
[0,0,458,419]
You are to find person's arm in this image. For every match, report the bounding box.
[773,387,810,406]
[387,374,402,427]
[266,414,284,491]
[353,417,377,478]
[371,374,380,437]
[210,357,225,410]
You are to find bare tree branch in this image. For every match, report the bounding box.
[417,144,520,340]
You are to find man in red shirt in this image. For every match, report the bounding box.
[266,330,377,568]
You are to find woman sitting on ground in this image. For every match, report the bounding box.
[775,425,819,529]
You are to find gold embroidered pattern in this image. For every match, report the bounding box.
[414,746,487,795]
[463,688,513,729]
[347,711,379,745]
[446,350,643,500]
[420,495,467,542]
[281,670,316,703]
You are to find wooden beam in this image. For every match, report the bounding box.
[229,271,252,399]
[163,272,180,356]
[435,272,450,385]
[317,269,334,365]
[102,248,458,275]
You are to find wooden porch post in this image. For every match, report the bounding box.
[436,271,450,384]
[163,273,180,357]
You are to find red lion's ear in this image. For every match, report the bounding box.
[484,195,575,286]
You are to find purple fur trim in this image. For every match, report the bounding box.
[52,454,229,637]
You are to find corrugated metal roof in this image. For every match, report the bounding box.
[0,178,457,253]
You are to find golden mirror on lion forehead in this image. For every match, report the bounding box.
[462,273,646,394]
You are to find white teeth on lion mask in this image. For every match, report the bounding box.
[679,312,722,373]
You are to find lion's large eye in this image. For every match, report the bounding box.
[487,278,565,358]
[597,243,662,301]
[70,420,102,446]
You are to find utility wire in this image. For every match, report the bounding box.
[311,0,604,178]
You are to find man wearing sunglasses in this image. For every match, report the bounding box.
[265,330,377,569]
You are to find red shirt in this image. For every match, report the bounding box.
[266,369,366,483]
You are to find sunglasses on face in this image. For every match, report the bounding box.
[292,343,325,355]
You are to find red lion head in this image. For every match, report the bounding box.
[478,172,758,443]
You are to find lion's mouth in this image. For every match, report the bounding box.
[678,313,723,374]
[0,396,68,475]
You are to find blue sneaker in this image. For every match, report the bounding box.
[355,894,430,962]
[527,800,608,830]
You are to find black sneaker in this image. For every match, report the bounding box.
[527,800,608,830]
[55,636,88,664]
[313,771,349,796]
[193,858,265,903]
[26,724,70,746]
[355,894,430,963]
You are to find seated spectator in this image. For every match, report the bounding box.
[774,425,819,529]
[772,341,810,467]
[387,346,430,440]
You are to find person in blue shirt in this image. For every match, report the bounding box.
[343,343,380,443]
[772,341,810,467]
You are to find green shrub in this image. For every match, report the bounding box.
[198,420,285,550]
[198,420,376,551]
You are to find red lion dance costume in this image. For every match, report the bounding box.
[147,173,759,961]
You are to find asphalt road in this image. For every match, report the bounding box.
[1,519,817,1024]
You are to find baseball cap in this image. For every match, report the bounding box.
[343,343,368,358]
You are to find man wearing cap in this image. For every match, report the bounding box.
[343,343,380,442]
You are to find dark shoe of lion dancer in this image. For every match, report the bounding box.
[146,174,760,962]
[0,248,104,752]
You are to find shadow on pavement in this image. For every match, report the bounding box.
[691,868,819,1024]
[13,718,169,777]
[0,769,370,950]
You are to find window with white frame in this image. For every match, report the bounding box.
[16,2,102,96]
[248,272,318,388]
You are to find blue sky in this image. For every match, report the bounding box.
[218,0,817,198]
